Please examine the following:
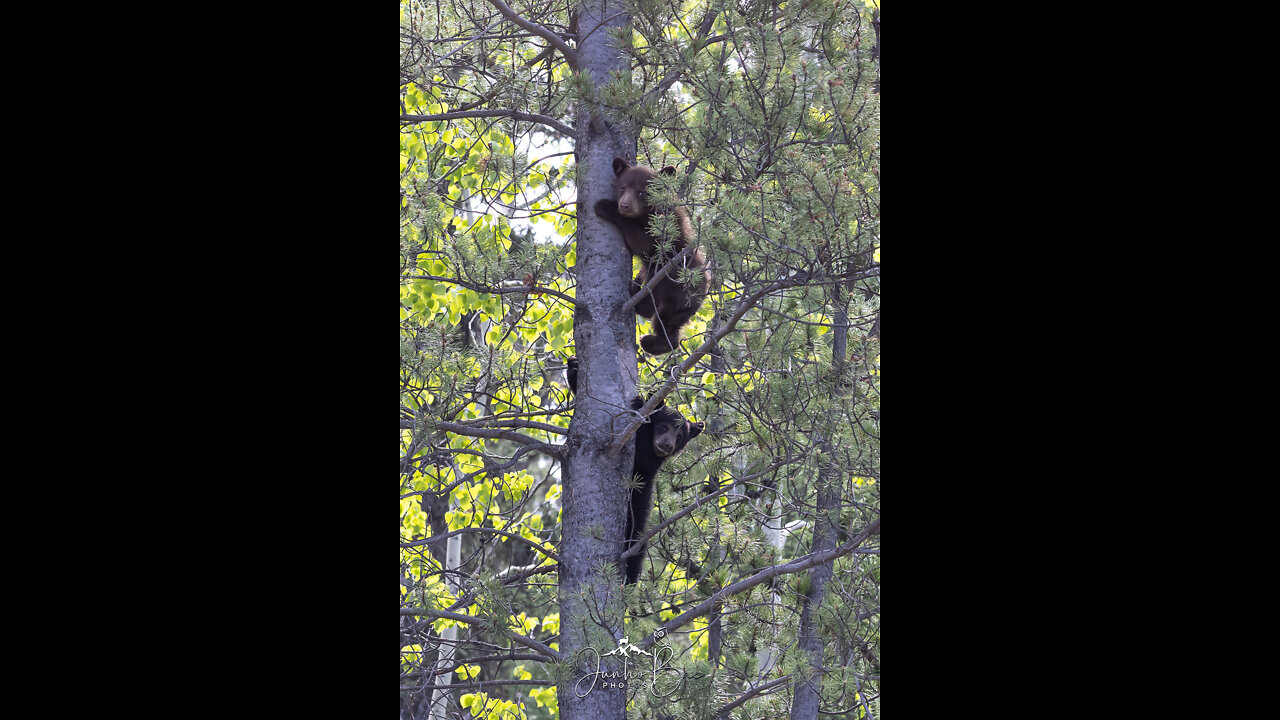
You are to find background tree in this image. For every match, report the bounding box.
[400,1,879,719]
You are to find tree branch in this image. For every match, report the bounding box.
[409,273,578,307]
[401,420,563,459]
[400,109,575,138]
[637,517,880,650]
[402,527,561,563]
[716,674,793,715]
[620,457,792,560]
[400,607,562,661]
[621,244,695,314]
[401,679,553,692]
[402,652,550,675]
[608,264,879,455]
[484,0,580,70]
[641,4,725,103]
[454,417,568,436]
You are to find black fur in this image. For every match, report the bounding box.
[566,357,704,583]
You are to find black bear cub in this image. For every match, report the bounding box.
[594,158,713,355]
[566,357,704,584]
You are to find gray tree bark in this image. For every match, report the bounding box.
[555,2,637,719]
[789,289,850,720]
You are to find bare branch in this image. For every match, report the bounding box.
[402,527,561,563]
[401,109,575,138]
[454,417,568,436]
[400,607,562,661]
[409,273,578,308]
[484,0,580,70]
[400,420,564,459]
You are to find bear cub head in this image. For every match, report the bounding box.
[612,157,676,219]
[565,356,703,458]
[647,403,705,458]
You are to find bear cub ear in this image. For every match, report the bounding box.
[612,157,631,176]
[660,165,677,176]
[688,421,705,439]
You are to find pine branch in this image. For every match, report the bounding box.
[641,3,725,103]
[636,517,880,651]
[608,264,879,455]
[716,674,793,715]
[619,457,793,560]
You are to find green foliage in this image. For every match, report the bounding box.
[402,0,879,716]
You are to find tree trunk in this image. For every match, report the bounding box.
[556,2,636,718]
[789,291,850,720]
[429,482,464,720]
[788,479,839,720]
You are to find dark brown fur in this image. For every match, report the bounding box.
[594,158,713,355]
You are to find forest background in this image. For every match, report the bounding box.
[400,1,880,718]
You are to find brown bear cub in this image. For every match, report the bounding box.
[594,157,713,355]
[566,357,705,584]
